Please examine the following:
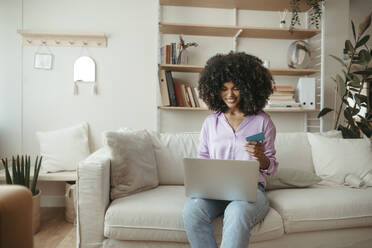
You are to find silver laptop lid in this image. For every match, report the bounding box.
[183,158,259,202]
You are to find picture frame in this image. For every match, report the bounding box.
[34,53,53,70]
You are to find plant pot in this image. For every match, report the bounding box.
[32,190,41,234]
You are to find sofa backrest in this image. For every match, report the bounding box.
[150,131,319,185]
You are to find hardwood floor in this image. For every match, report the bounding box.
[34,208,76,248]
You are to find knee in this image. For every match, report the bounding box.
[224,201,253,222]
[183,198,210,227]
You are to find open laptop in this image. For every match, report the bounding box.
[183,158,260,202]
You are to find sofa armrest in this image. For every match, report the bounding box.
[77,147,111,248]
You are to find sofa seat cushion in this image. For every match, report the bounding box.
[104,186,284,243]
[267,186,372,233]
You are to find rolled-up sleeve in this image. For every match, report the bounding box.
[198,120,210,159]
[260,118,278,175]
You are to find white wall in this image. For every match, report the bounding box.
[0,0,22,157]
[0,0,158,206]
[0,0,358,205]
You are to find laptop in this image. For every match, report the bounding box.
[183,158,260,202]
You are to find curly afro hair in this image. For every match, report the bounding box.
[198,52,273,115]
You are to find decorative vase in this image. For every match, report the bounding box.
[287,40,311,69]
[32,190,41,234]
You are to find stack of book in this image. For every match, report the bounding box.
[158,70,208,108]
[160,43,178,64]
[268,85,301,108]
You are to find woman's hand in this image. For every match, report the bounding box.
[244,141,270,170]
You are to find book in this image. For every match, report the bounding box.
[194,87,208,108]
[171,43,176,64]
[165,70,177,106]
[186,86,196,107]
[173,81,184,107]
[269,95,294,101]
[190,87,200,107]
[180,84,191,107]
[158,70,170,106]
[165,45,171,64]
[274,85,294,92]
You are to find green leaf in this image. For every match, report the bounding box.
[353,69,372,76]
[357,118,372,138]
[329,54,347,67]
[348,80,361,88]
[358,14,371,37]
[355,35,370,49]
[344,107,355,123]
[338,124,360,138]
[2,159,13,185]
[351,20,356,42]
[355,94,368,103]
[317,107,333,118]
[358,49,371,65]
[345,40,354,53]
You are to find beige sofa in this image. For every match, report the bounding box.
[77,132,372,248]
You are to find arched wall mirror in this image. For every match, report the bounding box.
[74,56,96,82]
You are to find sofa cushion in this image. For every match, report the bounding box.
[267,186,372,233]
[104,186,284,243]
[307,133,372,184]
[274,132,314,173]
[104,129,159,200]
[150,132,200,185]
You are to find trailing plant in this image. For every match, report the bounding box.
[318,14,372,138]
[2,155,43,196]
[289,0,325,33]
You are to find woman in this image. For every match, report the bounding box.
[183,52,278,248]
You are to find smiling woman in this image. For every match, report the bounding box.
[183,52,278,248]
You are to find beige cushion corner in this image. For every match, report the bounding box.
[150,132,200,185]
[307,133,372,184]
[104,186,284,243]
[274,133,314,173]
[265,168,322,190]
[104,129,159,200]
[267,187,372,233]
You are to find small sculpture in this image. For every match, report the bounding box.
[177,35,199,64]
[287,40,311,69]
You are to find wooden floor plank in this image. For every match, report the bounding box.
[34,207,76,248]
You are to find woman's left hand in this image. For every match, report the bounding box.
[244,141,270,170]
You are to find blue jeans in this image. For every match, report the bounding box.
[183,184,269,248]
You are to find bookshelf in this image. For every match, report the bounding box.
[158,106,320,113]
[159,64,320,76]
[159,0,312,12]
[159,23,320,40]
[158,0,325,132]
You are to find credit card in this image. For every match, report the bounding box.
[245,132,265,142]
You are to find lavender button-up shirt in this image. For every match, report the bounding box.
[198,111,279,186]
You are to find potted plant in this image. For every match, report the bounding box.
[289,0,325,32]
[1,155,43,233]
[318,14,372,138]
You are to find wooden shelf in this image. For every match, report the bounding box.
[17,30,107,47]
[0,169,77,182]
[160,0,311,12]
[159,22,320,40]
[159,64,320,76]
[158,106,319,113]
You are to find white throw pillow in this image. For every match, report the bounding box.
[104,129,159,200]
[307,133,372,184]
[37,123,90,172]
